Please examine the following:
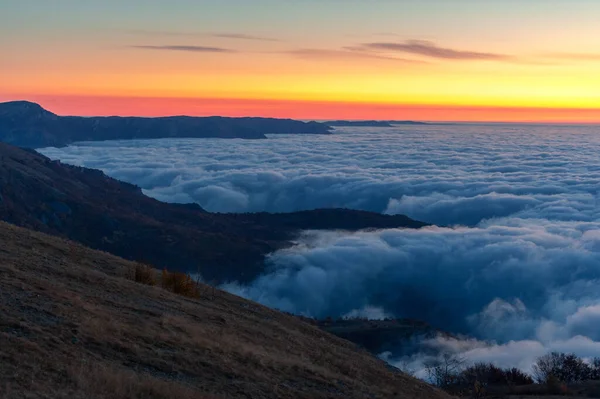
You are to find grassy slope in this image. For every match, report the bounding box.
[0,221,448,399]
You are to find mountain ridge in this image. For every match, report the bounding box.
[0,100,332,148]
[326,120,427,127]
[0,142,427,283]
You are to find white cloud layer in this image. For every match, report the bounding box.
[40,124,600,371]
[41,125,600,226]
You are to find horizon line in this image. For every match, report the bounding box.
[2,95,600,124]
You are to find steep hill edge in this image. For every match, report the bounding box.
[0,220,449,399]
[0,142,427,283]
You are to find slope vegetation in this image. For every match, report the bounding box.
[0,221,448,399]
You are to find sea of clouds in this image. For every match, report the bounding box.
[40,124,600,375]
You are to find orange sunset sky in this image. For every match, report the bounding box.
[2,0,600,122]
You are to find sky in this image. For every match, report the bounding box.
[1,0,600,122]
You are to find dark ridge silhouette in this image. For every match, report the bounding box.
[327,120,395,127]
[326,120,427,127]
[387,120,428,125]
[299,316,451,355]
[0,142,427,283]
[0,100,333,148]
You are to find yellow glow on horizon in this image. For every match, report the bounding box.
[3,37,600,120]
[6,69,599,111]
[3,0,600,122]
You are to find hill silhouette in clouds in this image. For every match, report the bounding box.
[0,100,332,148]
[326,120,427,127]
[0,142,426,283]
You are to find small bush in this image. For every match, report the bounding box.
[503,367,535,386]
[134,264,156,286]
[545,374,568,395]
[591,358,600,380]
[424,353,466,388]
[436,361,534,397]
[132,264,204,299]
[460,363,534,387]
[161,269,199,298]
[533,352,592,384]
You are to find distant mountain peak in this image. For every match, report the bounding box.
[0,100,56,118]
[0,99,332,148]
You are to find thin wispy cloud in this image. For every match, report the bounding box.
[287,48,424,63]
[124,29,278,42]
[213,33,278,42]
[125,29,198,37]
[131,45,235,53]
[363,40,511,61]
[374,32,405,37]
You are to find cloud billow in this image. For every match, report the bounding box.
[40,123,600,371]
[40,124,600,226]
[224,220,600,375]
[224,220,600,338]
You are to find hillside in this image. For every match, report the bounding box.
[0,101,332,148]
[0,220,449,399]
[0,142,427,283]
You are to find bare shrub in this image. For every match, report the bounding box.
[591,358,600,380]
[439,362,534,397]
[131,265,204,299]
[502,367,535,386]
[424,353,466,388]
[545,374,568,395]
[461,363,533,387]
[133,264,156,286]
[161,269,199,298]
[533,352,591,384]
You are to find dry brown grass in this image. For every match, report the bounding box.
[160,269,200,298]
[67,360,209,399]
[133,264,207,300]
[0,221,449,399]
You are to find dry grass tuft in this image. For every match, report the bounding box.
[161,269,200,298]
[134,264,157,286]
[131,264,208,299]
[68,361,208,399]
